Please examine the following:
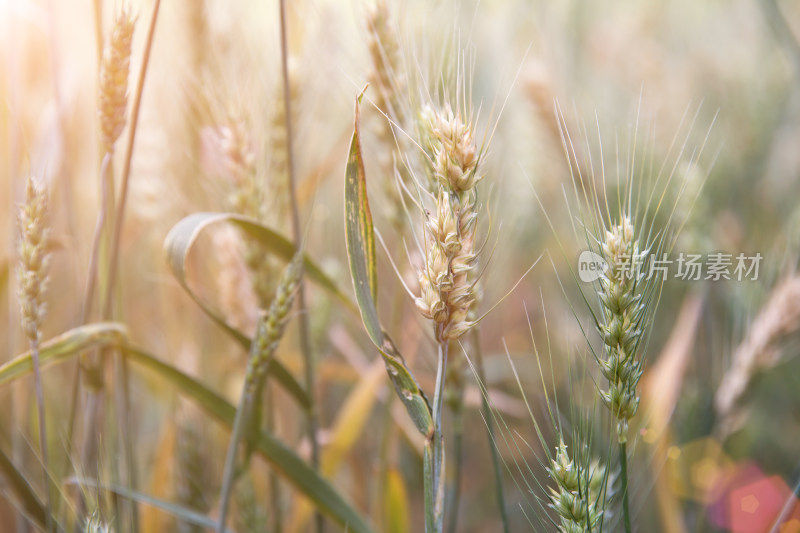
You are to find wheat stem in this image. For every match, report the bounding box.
[217,383,256,533]
[620,441,631,533]
[217,256,301,532]
[105,0,161,320]
[30,339,53,533]
[425,339,448,533]
[217,384,257,533]
[277,2,322,532]
[95,3,160,529]
[445,379,463,533]
[17,175,54,532]
[266,387,283,531]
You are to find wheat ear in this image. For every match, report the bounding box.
[595,216,646,533]
[597,217,645,441]
[98,6,136,154]
[412,103,484,533]
[215,119,279,309]
[415,104,482,343]
[547,440,605,533]
[17,175,54,533]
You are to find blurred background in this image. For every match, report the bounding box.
[2,0,800,531]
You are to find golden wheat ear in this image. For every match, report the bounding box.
[18,176,51,346]
[17,174,55,532]
[414,104,483,342]
[98,6,136,154]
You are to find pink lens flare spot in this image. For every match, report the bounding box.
[727,475,799,533]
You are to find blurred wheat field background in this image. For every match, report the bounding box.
[2,0,800,532]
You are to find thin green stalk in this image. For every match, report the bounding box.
[217,385,257,533]
[620,441,631,533]
[266,387,283,531]
[276,1,322,532]
[29,338,54,533]
[472,329,509,533]
[425,340,448,533]
[445,381,463,533]
[423,443,436,533]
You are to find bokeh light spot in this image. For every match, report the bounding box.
[692,458,723,493]
[642,427,659,443]
[728,475,794,533]
[668,437,734,504]
[740,494,759,514]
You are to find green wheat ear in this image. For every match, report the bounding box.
[547,439,605,533]
[596,216,645,443]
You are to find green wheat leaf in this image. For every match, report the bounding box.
[344,88,433,437]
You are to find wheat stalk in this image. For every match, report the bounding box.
[17,174,54,533]
[274,5,323,531]
[410,102,484,533]
[71,11,139,520]
[98,3,161,528]
[596,217,645,443]
[217,254,302,533]
[593,216,648,532]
